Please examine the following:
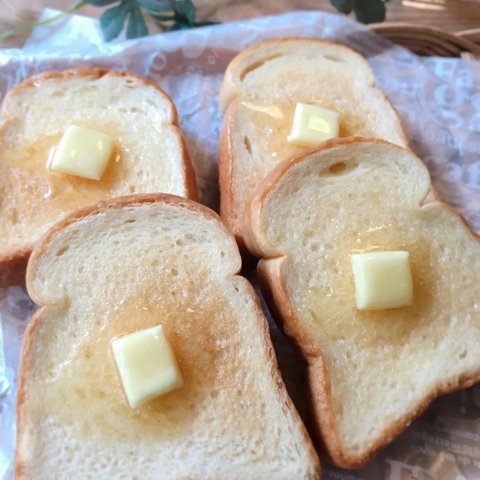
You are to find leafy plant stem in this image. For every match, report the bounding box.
[0,0,87,41]
[329,0,388,24]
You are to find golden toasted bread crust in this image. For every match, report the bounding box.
[16,193,320,479]
[0,69,197,287]
[218,102,242,247]
[15,307,42,480]
[245,137,480,468]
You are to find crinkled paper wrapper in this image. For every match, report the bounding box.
[1,9,480,480]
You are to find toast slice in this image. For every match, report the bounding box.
[219,37,407,248]
[0,69,196,286]
[16,194,320,479]
[243,138,480,468]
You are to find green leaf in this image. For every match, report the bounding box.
[330,0,354,14]
[353,0,385,23]
[138,0,174,14]
[173,0,196,25]
[100,1,131,41]
[85,0,119,6]
[193,20,218,27]
[149,13,175,21]
[127,6,149,38]
[167,20,190,31]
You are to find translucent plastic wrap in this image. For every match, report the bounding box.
[1,9,479,479]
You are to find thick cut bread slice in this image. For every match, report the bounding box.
[244,138,480,468]
[0,69,196,286]
[16,194,320,480]
[219,37,407,248]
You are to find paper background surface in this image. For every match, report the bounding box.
[1,9,480,480]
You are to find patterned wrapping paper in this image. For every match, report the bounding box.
[0,9,479,480]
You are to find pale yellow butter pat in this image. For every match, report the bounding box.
[49,125,114,180]
[288,103,339,146]
[112,325,183,408]
[351,251,413,310]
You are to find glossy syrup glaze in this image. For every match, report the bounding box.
[0,124,131,246]
[29,280,233,442]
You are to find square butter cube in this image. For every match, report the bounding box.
[49,125,114,180]
[288,103,339,146]
[351,251,413,310]
[112,325,183,408]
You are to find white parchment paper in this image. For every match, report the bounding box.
[1,9,480,480]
